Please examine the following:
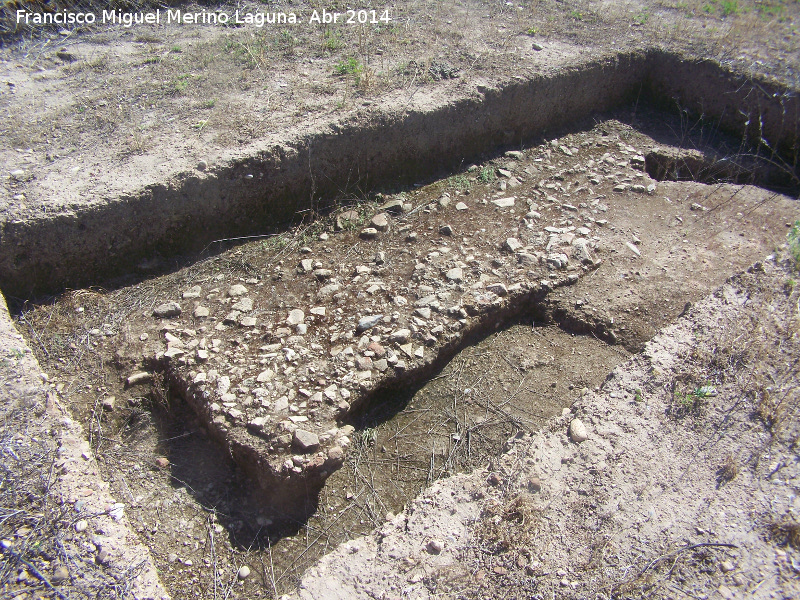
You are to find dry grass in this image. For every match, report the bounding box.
[768,517,800,549]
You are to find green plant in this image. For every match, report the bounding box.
[720,0,740,16]
[569,10,584,20]
[633,10,649,25]
[526,26,537,35]
[788,220,800,268]
[478,167,496,184]
[335,57,363,76]
[322,29,345,51]
[170,45,182,53]
[202,99,217,109]
[449,174,471,192]
[634,388,643,402]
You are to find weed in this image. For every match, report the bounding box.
[202,99,217,109]
[171,45,182,53]
[634,388,644,402]
[478,167,496,184]
[633,10,649,25]
[526,26,537,35]
[720,0,740,16]
[449,174,471,192]
[569,10,584,20]
[322,29,345,51]
[768,517,800,548]
[788,220,800,269]
[334,57,363,76]
[717,454,739,483]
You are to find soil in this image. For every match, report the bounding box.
[1,2,800,600]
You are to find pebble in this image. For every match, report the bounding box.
[286,309,305,325]
[356,314,383,333]
[455,202,468,210]
[228,284,248,297]
[491,197,515,208]
[196,160,208,171]
[153,302,181,318]
[569,418,589,443]
[74,519,88,532]
[426,539,444,554]
[238,565,251,580]
[445,267,463,282]
[155,457,170,468]
[51,566,69,585]
[532,41,544,51]
[527,476,542,493]
[336,209,360,230]
[625,241,641,257]
[126,372,152,387]
[371,213,390,231]
[293,429,320,452]
[504,238,523,252]
[360,227,379,239]
[439,224,453,236]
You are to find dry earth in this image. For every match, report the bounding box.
[1,1,800,600]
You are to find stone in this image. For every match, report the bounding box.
[257,369,274,382]
[356,315,383,333]
[360,227,379,239]
[445,267,463,282]
[371,213,390,231]
[491,197,516,208]
[314,269,333,280]
[182,285,202,299]
[631,184,646,193]
[193,306,210,319]
[625,241,641,257]
[126,372,152,387]
[155,457,170,468]
[228,284,248,297]
[527,477,542,493]
[336,209,360,230]
[293,429,320,453]
[439,224,453,236]
[74,519,88,532]
[504,238,523,252]
[486,283,508,296]
[720,560,735,573]
[389,329,411,344]
[238,566,251,580]
[299,258,314,273]
[426,539,444,554]
[153,302,181,318]
[455,202,468,210]
[102,396,115,412]
[367,342,386,357]
[196,160,208,171]
[569,418,589,443]
[572,238,595,265]
[379,199,404,214]
[414,307,432,319]
[51,566,69,585]
[231,297,253,312]
[286,309,305,325]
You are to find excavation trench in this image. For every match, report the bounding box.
[10,56,800,598]
[2,49,799,301]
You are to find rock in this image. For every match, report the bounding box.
[314,269,333,280]
[631,184,646,193]
[257,369,274,382]
[455,202,468,210]
[720,560,735,573]
[182,285,202,299]
[414,307,432,319]
[336,209,360,230]
[153,302,181,318]
[228,284,248,297]
[505,150,524,159]
[569,418,589,443]
[527,476,542,493]
[546,253,569,269]
[96,549,110,565]
[371,213,390,231]
[356,315,383,333]
[74,519,88,532]
[491,197,516,208]
[438,194,451,208]
[232,297,253,312]
[572,238,595,265]
[102,396,115,411]
[360,227,379,239]
[445,267,463,282]
[286,309,305,325]
[486,283,508,296]
[532,41,544,51]
[126,372,152,387]
[155,457,170,468]
[379,199,404,214]
[293,429,320,453]
[367,342,386,357]
[690,202,707,211]
[625,241,641,257]
[487,472,502,486]
[613,184,627,192]
[426,539,444,554]
[504,238,523,252]
[374,251,386,264]
[193,306,209,318]
[51,566,69,585]
[196,160,208,171]
[355,356,373,371]
[237,566,251,580]
[389,329,411,344]
[439,224,453,236]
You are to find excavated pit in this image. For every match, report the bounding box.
[9,52,800,597]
